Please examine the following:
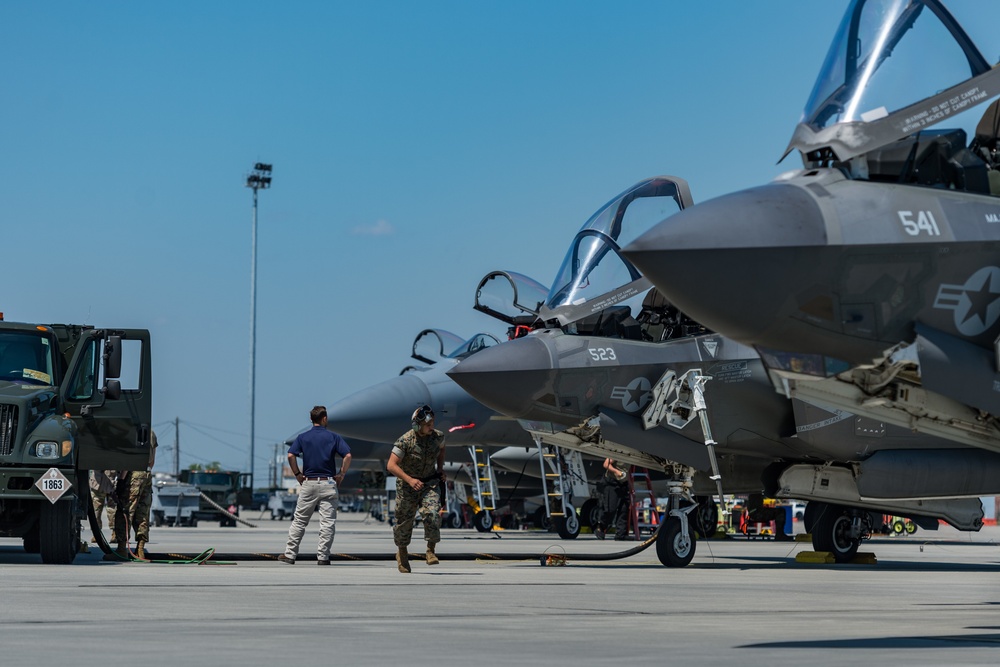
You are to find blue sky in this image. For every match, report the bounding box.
[4,2,999,483]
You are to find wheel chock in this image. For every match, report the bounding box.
[794,533,812,542]
[850,553,877,565]
[795,551,835,564]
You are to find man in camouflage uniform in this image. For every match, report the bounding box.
[89,469,119,544]
[114,430,158,559]
[386,405,446,573]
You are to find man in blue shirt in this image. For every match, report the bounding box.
[279,406,352,565]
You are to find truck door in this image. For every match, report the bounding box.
[61,329,152,471]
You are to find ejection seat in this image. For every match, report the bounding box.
[971,98,1000,196]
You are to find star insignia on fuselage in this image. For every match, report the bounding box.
[933,266,1000,337]
[609,377,652,413]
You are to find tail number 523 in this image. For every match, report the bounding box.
[588,347,617,362]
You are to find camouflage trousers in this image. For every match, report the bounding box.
[91,488,119,540]
[393,481,441,548]
[114,471,153,543]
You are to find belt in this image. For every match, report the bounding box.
[305,476,334,481]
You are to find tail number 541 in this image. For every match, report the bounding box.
[898,210,940,236]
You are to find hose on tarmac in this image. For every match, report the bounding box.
[108,528,661,564]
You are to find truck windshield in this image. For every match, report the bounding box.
[187,472,232,487]
[0,331,57,386]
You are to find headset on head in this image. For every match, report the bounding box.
[411,404,434,432]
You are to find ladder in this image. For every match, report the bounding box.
[467,445,498,520]
[629,467,659,540]
[535,437,570,523]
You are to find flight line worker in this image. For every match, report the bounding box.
[386,404,446,573]
[595,457,629,541]
[114,430,158,559]
[89,469,119,544]
[278,405,352,565]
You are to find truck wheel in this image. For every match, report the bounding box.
[153,511,164,528]
[40,498,79,564]
[23,530,40,554]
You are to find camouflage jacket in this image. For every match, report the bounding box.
[391,429,446,480]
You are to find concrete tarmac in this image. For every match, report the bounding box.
[1,512,999,666]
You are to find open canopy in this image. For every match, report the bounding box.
[786,0,1000,162]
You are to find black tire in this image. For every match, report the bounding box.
[23,530,40,554]
[580,498,600,530]
[39,498,79,564]
[556,505,580,540]
[153,511,164,528]
[693,497,718,538]
[473,510,492,533]
[892,520,905,535]
[444,512,462,529]
[532,506,551,530]
[656,516,696,567]
[904,520,917,535]
[812,504,860,563]
[803,502,818,534]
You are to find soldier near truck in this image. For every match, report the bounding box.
[0,321,153,563]
[114,430,158,559]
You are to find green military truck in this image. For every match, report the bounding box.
[177,469,252,527]
[0,320,152,563]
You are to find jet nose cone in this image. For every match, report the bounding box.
[622,182,827,347]
[326,373,431,442]
[446,335,553,420]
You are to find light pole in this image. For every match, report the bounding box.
[246,162,272,492]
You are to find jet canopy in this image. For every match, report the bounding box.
[788,0,1000,163]
[538,176,692,327]
[410,329,466,365]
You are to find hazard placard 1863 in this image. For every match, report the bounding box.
[35,468,72,503]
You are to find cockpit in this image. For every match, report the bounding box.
[788,0,1000,195]
[472,176,712,342]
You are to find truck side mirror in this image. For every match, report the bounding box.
[104,335,122,379]
[103,379,121,401]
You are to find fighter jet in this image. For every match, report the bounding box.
[450,173,991,565]
[323,328,584,535]
[621,0,1000,557]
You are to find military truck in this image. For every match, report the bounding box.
[0,320,152,563]
[177,469,252,527]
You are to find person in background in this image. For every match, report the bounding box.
[278,406,352,565]
[386,404,446,573]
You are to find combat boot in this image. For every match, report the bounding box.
[425,542,439,565]
[396,547,411,573]
[136,540,147,559]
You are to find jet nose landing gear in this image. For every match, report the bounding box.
[654,469,699,567]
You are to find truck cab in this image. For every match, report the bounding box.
[0,321,152,563]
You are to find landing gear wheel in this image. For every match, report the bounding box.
[904,520,917,535]
[39,497,79,564]
[693,496,718,538]
[556,505,580,540]
[656,516,696,567]
[892,519,905,535]
[153,511,164,527]
[580,498,600,530]
[803,502,818,534]
[473,510,492,533]
[812,504,860,563]
[445,512,462,529]
[532,506,551,530]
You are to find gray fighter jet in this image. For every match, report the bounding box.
[323,328,578,534]
[621,0,1000,557]
[449,175,980,564]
